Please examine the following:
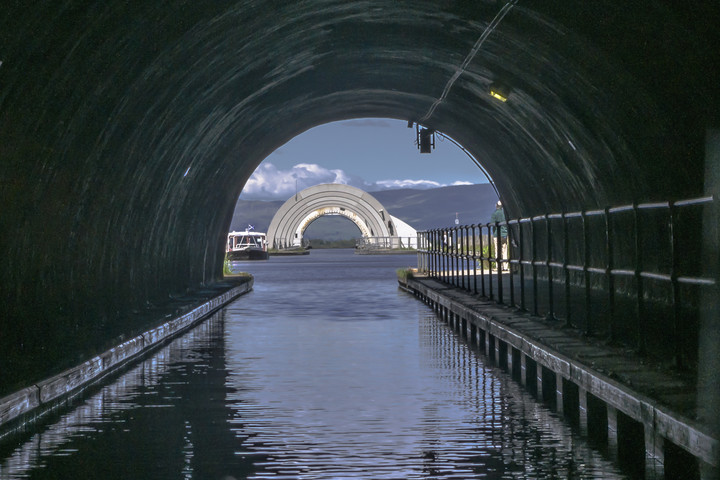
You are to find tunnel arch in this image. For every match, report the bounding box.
[266,184,396,249]
[1,1,718,384]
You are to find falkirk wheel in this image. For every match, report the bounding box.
[266,184,416,249]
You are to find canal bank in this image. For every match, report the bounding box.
[399,272,718,479]
[0,277,253,437]
[0,250,647,478]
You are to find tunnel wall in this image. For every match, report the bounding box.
[1,1,718,389]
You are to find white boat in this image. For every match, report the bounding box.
[226,229,269,260]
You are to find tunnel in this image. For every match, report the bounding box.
[1,2,718,396]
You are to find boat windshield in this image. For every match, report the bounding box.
[233,235,263,248]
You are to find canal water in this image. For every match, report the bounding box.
[0,249,628,479]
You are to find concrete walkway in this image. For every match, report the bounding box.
[401,273,718,478]
[0,278,253,437]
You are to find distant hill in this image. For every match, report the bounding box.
[229,183,499,240]
[370,184,499,230]
[229,199,284,233]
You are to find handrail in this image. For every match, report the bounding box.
[416,194,717,367]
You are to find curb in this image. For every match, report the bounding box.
[0,279,252,435]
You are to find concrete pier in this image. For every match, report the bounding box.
[400,274,718,478]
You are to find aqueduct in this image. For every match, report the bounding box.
[0,0,718,457]
[266,184,416,249]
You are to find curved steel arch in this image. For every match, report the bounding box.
[267,184,396,248]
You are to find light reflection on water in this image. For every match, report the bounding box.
[0,250,626,479]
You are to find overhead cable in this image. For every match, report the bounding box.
[420,0,518,123]
[436,132,500,199]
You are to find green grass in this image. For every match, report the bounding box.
[223,256,253,277]
[396,267,416,282]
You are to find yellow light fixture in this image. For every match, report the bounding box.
[489,89,508,102]
[489,82,510,102]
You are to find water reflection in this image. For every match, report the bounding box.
[1,250,626,479]
[0,312,259,480]
[418,315,614,478]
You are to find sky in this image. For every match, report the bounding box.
[239,118,491,201]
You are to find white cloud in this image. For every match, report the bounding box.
[375,179,442,189]
[239,162,472,200]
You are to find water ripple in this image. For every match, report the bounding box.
[0,251,626,479]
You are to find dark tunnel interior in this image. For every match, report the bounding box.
[1,1,718,392]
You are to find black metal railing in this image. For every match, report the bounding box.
[356,236,417,250]
[417,195,717,367]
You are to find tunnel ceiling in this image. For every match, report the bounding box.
[1,1,719,333]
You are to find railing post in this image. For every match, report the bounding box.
[471,225,478,294]
[436,229,441,279]
[453,227,459,287]
[531,216,538,316]
[546,214,555,320]
[456,227,461,289]
[458,226,462,289]
[634,205,646,355]
[480,225,487,297]
[435,229,440,279]
[458,226,463,289]
[669,203,682,368]
[519,220,526,311]
[437,229,441,279]
[451,227,456,287]
[496,220,503,304]
[454,227,459,287]
[443,228,448,283]
[432,228,440,280]
[489,224,494,299]
[563,213,572,328]
[432,229,437,280]
[416,233,420,271]
[605,207,616,343]
[447,228,452,285]
[425,230,432,277]
[428,230,433,277]
[423,232,427,271]
[467,225,472,292]
[459,227,463,289]
[463,225,470,291]
[417,232,422,272]
[423,232,428,271]
[582,211,592,336]
[446,227,451,284]
[509,221,515,308]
